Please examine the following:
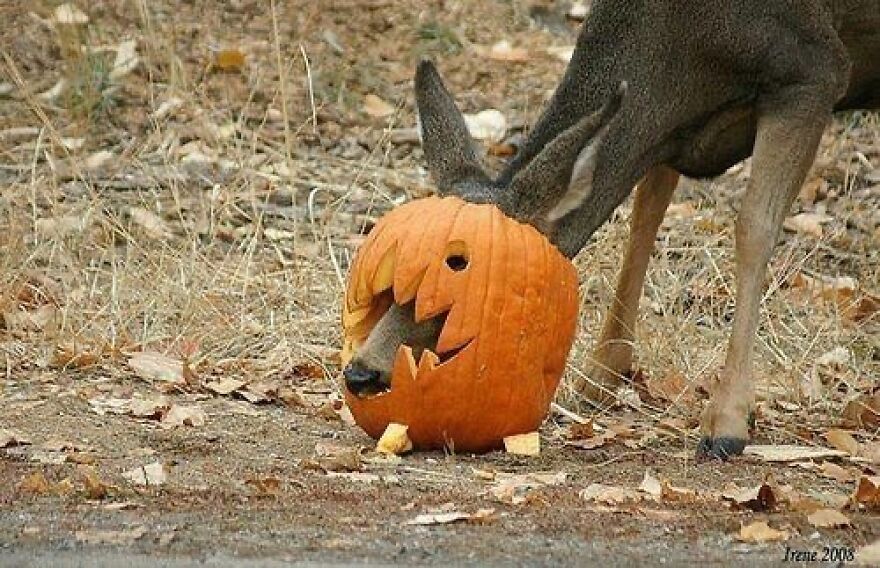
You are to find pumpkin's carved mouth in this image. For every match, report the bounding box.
[346,240,476,397]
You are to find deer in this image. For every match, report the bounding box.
[343,0,880,459]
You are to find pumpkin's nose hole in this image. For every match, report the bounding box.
[343,363,383,396]
[445,254,468,271]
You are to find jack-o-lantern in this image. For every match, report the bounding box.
[341,196,579,452]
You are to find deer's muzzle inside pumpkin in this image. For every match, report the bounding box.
[341,196,579,452]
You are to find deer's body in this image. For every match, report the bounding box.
[344,0,880,459]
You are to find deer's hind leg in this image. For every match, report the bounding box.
[699,78,846,459]
[575,165,679,403]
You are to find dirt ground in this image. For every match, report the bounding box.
[1,1,879,566]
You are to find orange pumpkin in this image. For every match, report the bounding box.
[341,196,579,452]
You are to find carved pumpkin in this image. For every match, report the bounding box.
[341,196,579,452]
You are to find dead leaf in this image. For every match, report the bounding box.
[376,423,412,455]
[53,3,89,25]
[665,202,697,219]
[842,393,880,429]
[311,442,362,472]
[661,480,700,503]
[203,377,246,396]
[128,352,186,384]
[488,471,567,505]
[75,526,147,545]
[546,45,574,62]
[807,508,851,528]
[406,509,495,526]
[819,462,856,483]
[783,212,831,238]
[744,444,846,462]
[483,40,529,62]
[638,470,662,499]
[213,48,246,72]
[160,405,206,428]
[128,396,170,419]
[642,371,695,407]
[566,430,616,450]
[123,461,166,486]
[363,94,395,118]
[825,429,861,456]
[503,432,540,456]
[245,476,281,495]
[564,422,594,440]
[19,472,52,495]
[852,476,880,508]
[721,482,776,512]
[78,465,111,500]
[737,521,789,543]
[580,483,643,505]
[856,539,880,566]
[799,177,826,206]
[53,342,100,368]
[110,39,139,81]
[0,429,31,448]
[845,293,880,322]
[128,207,172,240]
[463,109,507,143]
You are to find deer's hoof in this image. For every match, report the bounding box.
[696,436,747,461]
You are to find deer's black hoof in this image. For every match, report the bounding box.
[696,436,747,461]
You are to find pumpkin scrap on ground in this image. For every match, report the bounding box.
[341,196,579,452]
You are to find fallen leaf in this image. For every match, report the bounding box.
[0,429,31,448]
[488,471,567,505]
[737,521,789,543]
[665,202,697,219]
[109,39,139,81]
[123,461,166,486]
[721,483,776,512]
[75,526,147,545]
[807,508,851,528]
[566,430,615,450]
[376,423,412,455]
[213,48,246,72]
[503,432,540,456]
[825,429,861,456]
[312,442,362,472]
[852,475,880,508]
[463,109,507,143]
[160,405,206,428]
[483,40,529,62]
[856,539,880,566]
[78,465,111,500]
[546,45,574,63]
[638,470,662,499]
[19,472,52,495]
[845,293,880,322]
[128,352,186,384]
[53,3,89,25]
[203,377,246,396]
[661,480,700,503]
[783,212,831,238]
[744,444,846,462]
[406,509,495,526]
[245,476,281,495]
[128,207,172,240]
[580,483,643,505]
[363,94,395,118]
[564,422,594,440]
[842,393,880,429]
[128,396,170,419]
[819,462,856,483]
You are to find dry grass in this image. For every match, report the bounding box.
[1,0,877,453]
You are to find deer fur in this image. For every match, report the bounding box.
[344,0,880,459]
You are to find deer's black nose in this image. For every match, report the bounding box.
[343,363,383,396]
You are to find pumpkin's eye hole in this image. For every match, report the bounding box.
[445,240,469,272]
[445,254,468,271]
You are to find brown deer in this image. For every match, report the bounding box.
[344,0,880,459]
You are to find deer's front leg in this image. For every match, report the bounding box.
[576,166,679,403]
[698,97,836,459]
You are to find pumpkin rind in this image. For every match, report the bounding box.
[341,196,579,452]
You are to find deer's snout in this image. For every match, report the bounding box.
[343,362,387,396]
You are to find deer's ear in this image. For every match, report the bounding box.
[499,82,626,229]
[415,60,492,195]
